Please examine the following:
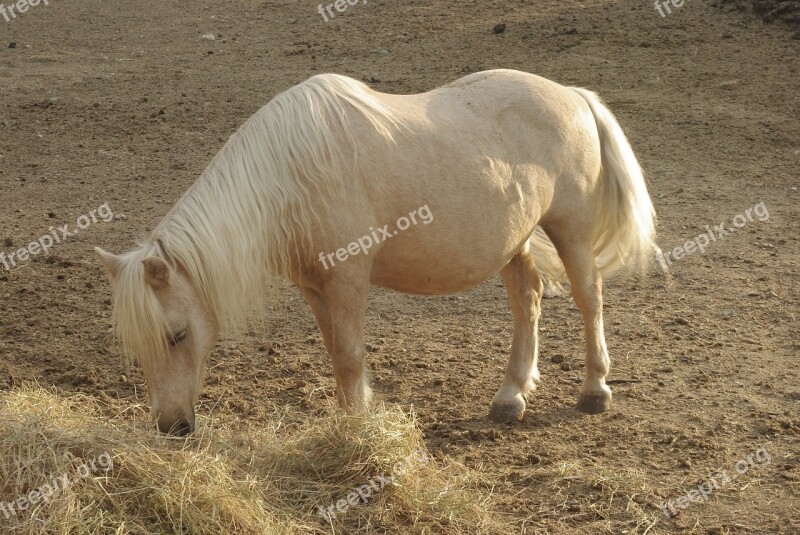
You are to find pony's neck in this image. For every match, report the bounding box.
[141,74,394,332]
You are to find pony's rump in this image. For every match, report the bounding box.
[529,88,658,282]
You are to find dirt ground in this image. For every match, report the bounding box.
[1,0,798,533]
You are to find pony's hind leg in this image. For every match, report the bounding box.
[489,249,544,423]
[544,226,612,414]
[300,273,372,411]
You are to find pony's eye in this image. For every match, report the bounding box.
[169,330,187,347]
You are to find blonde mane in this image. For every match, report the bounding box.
[111,74,400,365]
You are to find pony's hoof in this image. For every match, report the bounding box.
[576,390,612,414]
[488,399,525,423]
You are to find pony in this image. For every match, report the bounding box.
[95,69,657,436]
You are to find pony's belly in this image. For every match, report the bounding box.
[365,201,539,295]
[368,243,516,296]
[370,268,493,295]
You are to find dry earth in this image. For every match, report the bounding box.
[0,0,798,533]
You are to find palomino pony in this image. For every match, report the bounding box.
[96,69,657,436]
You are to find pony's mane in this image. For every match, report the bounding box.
[112,243,171,370]
[111,74,400,365]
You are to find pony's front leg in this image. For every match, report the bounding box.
[489,250,544,423]
[300,269,372,411]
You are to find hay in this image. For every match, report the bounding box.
[0,386,505,534]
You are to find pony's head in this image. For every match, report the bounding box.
[95,246,218,436]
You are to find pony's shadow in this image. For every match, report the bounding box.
[423,402,588,448]
[519,403,589,429]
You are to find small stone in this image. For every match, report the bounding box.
[113,213,127,220]
[746,290,760,297]
[543,286,562,299]
[48,211,56,218]
[8,42,16,49]
[493,23,506,34]
[560,362,571,371]
[551,354,565,364]
[527,453,541,464]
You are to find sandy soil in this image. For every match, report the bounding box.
[0,0,798,533]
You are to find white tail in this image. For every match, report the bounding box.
[530,87,658,283]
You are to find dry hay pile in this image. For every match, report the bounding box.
[0,386,509,534]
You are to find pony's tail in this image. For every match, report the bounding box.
[529,87,659,287]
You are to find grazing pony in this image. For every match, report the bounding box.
[96,69,657,435]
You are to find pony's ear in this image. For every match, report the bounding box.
[142,257,171,289]
[95,247,123,281]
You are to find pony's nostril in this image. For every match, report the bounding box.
[172,419,193,437]
[156,417,194,436]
